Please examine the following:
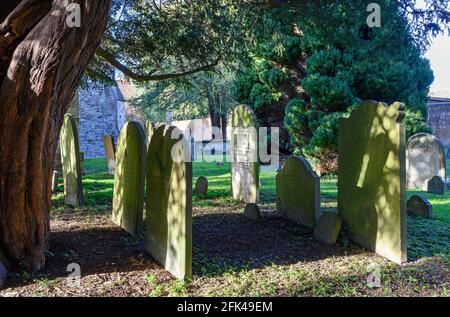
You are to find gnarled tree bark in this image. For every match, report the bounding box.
[0,0,111,271]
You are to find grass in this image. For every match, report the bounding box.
[41,157,450,297]
[53,157,449,261]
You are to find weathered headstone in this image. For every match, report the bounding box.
[103,135,116,175]
[230,105,259,203]
[146,125,192,280]
[276,156,321,228]
[194,176,208,196]
[313,213,342,245]
[51,171,59,192]
[427,176,445,195]
[244,203,261,221]
[406,195,433,218]
[407,133,446,190]
[338,101,407,264]
[145,121,155,148]
[112,121,147,236]
[60,114,84,207]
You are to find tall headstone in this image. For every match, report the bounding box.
[146,125,192,280]
[230,105,259,203]
[276,156,321,228]
[103,135,116,175]
[338,101,407,264]
[407,133,446,190]
[112,121,147,236]
[60,114,84,207]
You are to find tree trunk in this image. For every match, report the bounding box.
[0,0,111,271]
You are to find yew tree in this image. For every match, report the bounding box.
[0,0,112,271]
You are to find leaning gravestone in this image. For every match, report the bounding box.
[194,176,208,196]
[427,176,445,195]
[406,194,432,218]
[60,114,84,206]
[338,100,407,264]
[407,133,446,190]
[276,156,320,228]
[112,121,147,236]
[230,105,259,203]
[103,135,116,175]
[313,213,342,245]
[146,125,192,280]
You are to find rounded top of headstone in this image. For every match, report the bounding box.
[194,176,208,195]
[407,133,445,151]
[278,156,319,179]
[244,203,261,221]
[407,194,432,207]
[230,104,257,128]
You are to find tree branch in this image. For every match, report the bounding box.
[95,46,220,81]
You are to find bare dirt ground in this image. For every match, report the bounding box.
[1,203,449,297]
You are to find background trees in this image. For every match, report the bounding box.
[234,1,441,173]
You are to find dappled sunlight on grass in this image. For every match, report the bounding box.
[52,158,449,262]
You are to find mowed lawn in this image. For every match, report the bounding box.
[6,157,447,297]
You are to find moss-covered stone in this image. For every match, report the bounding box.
[406,194,433,218]
[146,125,192,280]
[145,121,155,148]
[427,176,445,195]
[230,105,259,203]
[244,203,261,221]
[103,134,116,175]
[313,213,342,245]
[276,156,320,228]
[194,176,208,196]
[112,121,147,236]
[338,100,407,264]
[60,114,84,207]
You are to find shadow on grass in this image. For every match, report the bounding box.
[192,211,365,277]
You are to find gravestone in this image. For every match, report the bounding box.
[244,203,261,221]
[338,100,407,264]
[276,156,320,228]
[427,176,445,195]
[103,135,116,175]
[313,213,342,245]
[51,171,59,192]
[407,133,446,190]
[406,195,432,218]
[194,176,208,196]
[145,121,155,148]
[146,125,192,280]
[230,105,259,203]
[112,121,147,236]
[60,114,84,207]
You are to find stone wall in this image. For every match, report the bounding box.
[78,85,124,158]
[427,97,450,157]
